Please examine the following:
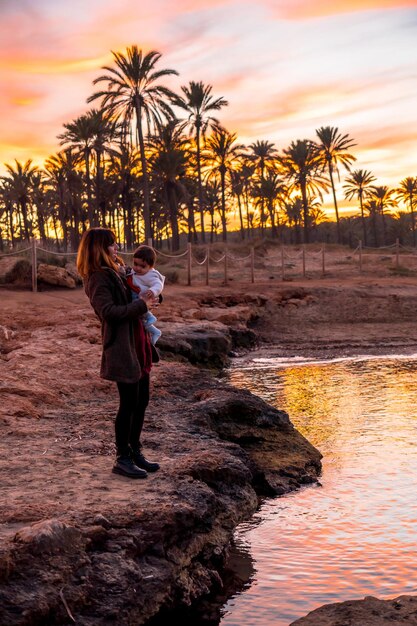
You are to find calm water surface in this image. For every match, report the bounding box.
[220,354,417,626]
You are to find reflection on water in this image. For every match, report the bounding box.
[221,355,417,626]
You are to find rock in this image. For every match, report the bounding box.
[194,385,322,496]
[0,256,31,284]
[65,262,82,285]
[199,305,255,325]
[158,321,232,368]
[37,263,76,288]
[13,519,82,555]
[229,326,258,350]
[290,594,417,625]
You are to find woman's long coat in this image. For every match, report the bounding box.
[85,268,148,383]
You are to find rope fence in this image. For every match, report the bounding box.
[1,237,416,292]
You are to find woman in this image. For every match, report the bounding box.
[77,227,160,479]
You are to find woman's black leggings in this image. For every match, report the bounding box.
[115,375,150,456]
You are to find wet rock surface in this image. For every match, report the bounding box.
[290,595,417,625]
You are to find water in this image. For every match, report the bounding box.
[220,353,417,625]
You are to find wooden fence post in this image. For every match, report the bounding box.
[281,246,285,281]
[250,247,255,283]
[205,246,210,286]
[395,238,399,269]
[147,237,153,248]
[302,245,306,278]
[31,238,37,293]
[187,242,192,286]
[321,244,325,276]
[224,248,228,284]
[359,240,363,273]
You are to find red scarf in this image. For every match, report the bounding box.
[127,274,152,377]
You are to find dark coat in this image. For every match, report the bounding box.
[85,267,148,383]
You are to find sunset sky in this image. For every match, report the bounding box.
[1,0,417,216]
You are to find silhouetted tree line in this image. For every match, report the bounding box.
[1,45,416,252]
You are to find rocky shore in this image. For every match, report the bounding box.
[1,276,417,625]
[0,284,322,626]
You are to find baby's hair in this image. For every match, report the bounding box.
[133,244,156,267]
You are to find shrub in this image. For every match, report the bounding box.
[164,270,179,284]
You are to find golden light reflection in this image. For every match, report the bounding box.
[224,356,417,625]
[229,357,417,467]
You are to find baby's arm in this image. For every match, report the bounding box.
[144,269,165,297]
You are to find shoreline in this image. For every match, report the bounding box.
[0,286,322,626]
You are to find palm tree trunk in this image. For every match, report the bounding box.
[236,193,245,240]
[301,180,309,244]
[260,161,265,237]
[328,163,341,244]
[196,124,206,243]
[380,205,387,246]
[359,192,367,246]
[268,199,277,238]
[187,199,198,243]
[84,150,94,227]
[372,213,378,247]
[20,199,31,242]
[135,98,152,242]
[220,169,227,242]
[7,203,15,247]
[409,196,416,246]
[244,190,251,238]
[165,184,180,251]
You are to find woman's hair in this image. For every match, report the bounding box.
[76,228,121,279]
[133,245,156,267]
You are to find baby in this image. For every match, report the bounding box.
[126,245,165,345]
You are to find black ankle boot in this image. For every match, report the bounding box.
[112,455,148,479]
[130,449,160,473]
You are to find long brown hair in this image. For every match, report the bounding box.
[76,228,121,279]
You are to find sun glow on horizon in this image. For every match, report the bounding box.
[0,0,416,221]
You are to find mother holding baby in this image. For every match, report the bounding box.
[76,227,160,479]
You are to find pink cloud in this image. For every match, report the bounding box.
[267,0,417,19]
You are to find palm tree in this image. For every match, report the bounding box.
[2,160,38,241]
[107,144,142,248]
[88,108,119,225]
[279,140,329,243]
[396,177,417,246]
[173,81,228,243]
[30,172,51,247]
[316,126,356,244]
[246,140,277,235]
[88,46,178,241]
[148,120,189,250]
[239,161,256,237]
[203,125,244,242]
[251,170,286,239]
[230,168,246,240]
[204,180,222,243]
[283,197,303,244]
[343,169,376,247]
[371,185,397,246]
[58,111,99,227]
[45,150,84,249]
[364,199,380,247]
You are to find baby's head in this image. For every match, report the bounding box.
[133,245,156,276]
